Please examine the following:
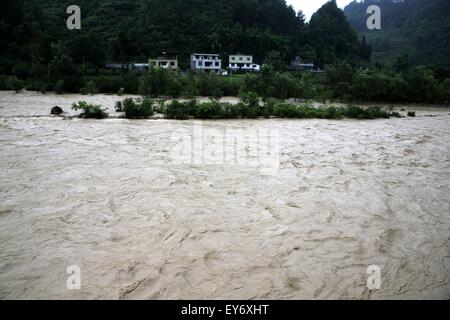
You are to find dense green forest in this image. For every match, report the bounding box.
[344,0,450,69]
[0,0,367,70]
[0,0,449,103]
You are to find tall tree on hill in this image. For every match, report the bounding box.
[309,0,362,66]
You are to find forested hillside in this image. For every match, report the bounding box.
[0,0,367,72]
[1,0,449,103]
[344,0,450,69]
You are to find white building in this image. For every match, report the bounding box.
[149,55,178,70]
[229,54,260,72]
[190,54,222,73]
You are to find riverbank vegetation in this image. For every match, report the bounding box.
[3,61,449,105]
[162,96,398,120]
[83,94,405,121]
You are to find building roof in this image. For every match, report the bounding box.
[105,63,124,69]
[192,53,220,56]
[105,63,149,69]
[151,56,177,61]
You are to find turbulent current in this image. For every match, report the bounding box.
[0,91,449,299]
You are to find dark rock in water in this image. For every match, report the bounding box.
[51,106,63,115]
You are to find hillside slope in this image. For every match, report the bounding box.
[1,0,366,71]
[344,0,450,69]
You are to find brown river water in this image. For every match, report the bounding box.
[0,91,449,299]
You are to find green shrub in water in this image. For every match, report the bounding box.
[72,101,108,119]
[121,97,155,119]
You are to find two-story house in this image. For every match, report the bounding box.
[229,54,260,72]
[190,54,222,73]
[149,55,178,70]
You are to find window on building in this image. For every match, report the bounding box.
[247,57,250,61]
[215,62,219,67]
[239,57,243,61]
[198,61,203,67]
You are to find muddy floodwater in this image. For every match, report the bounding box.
[0,91,449,299]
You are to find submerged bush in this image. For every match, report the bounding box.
[115,101,123,112]
[164,99,233,120]
[8,76,25,93]
[121,98,154,119]
[54,80,65,94]
[80,80,98,95]
[390,111,402,118]
[262,98,279,117]
[164,100,192,120]
[117,87,125,96]
[238,92,261,118]
[160,95,398,121]
[273,103,302,118]
[316,106,342,119]
[222,103,242,119]
[196,99,223,119]
[407,111,416,117]
[342,105,390,119]
[72,101,108,119]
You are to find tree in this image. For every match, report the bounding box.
[8,76,25,93]
[48,41,77,92]
[80,80,98,95]
[438,79,450,102]
[114,31,131,68]
[359,36,372,62]
[309,0,361,65]
[325,61,355,97]
[394,55,410,73]
[264,51,286,71]
[298,45,317,63]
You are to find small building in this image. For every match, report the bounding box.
[105,63,149,73]
[105,63,125,72]
[290,56,315,72]
[229,54,260,72]
[133,63,150,72]
[149,54,178,70]
[190,54,222,73]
